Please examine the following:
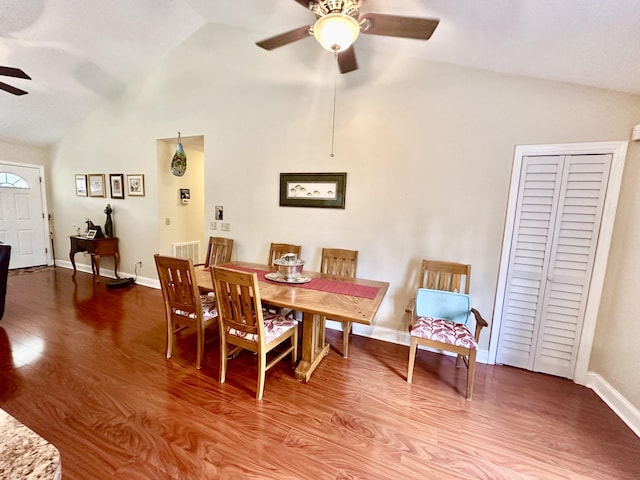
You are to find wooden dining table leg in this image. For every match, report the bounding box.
[295,311,330,382]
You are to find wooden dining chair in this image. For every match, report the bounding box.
[407,288,488,400]
[267,242,301,265]
[320,248,358,358]
[211,265,298,400]
[405,259,471,319]
[266,242,302,317]
[154,254,218,369]
[405,260,487,399]
[202,236,233,268]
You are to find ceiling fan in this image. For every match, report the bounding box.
[0,66,31,96]
[256,0,439,74]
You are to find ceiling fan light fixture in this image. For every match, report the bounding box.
[313,13,360,52]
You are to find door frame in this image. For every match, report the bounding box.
[0,160,53,267]
[489,141,628,385]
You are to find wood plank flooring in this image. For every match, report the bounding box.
[0,267,638,479]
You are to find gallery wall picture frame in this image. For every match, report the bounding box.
[279,172,347,209]
[88,174,106,197]
[75,174,87,197]
[127,174,145,196]
[109,174,125,199]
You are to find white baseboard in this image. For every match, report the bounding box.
[54,261,159,288]
[587,372,640,438]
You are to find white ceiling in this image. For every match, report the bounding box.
[2,0,640,147]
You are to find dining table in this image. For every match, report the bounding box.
[195,261,389,382]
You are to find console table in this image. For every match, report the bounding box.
[69,235,119,282]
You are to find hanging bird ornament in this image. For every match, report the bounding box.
[171,132,187,176]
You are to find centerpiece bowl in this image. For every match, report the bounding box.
[273,254,305,281]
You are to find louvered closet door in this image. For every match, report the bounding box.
[496,154,611,378]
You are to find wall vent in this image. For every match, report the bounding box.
[171,241,200,264]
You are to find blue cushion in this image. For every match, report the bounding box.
[415,288,471,325]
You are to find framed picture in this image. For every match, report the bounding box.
[75,174,87,197]
[86,229,97,239]
[279,172,347,209]
[127,174,145,196]
[109,174,124,199]
[88,174,106,197]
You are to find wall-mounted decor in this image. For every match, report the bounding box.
[127,174,145,196]
[88,174,105,197]
[75,174,87,197]
[215,205,223,220]
[109,174,124,199]
[180,188,190,205]
[279,172,347,209]
[171,132,187,177]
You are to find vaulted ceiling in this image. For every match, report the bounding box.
[2,0,639,147]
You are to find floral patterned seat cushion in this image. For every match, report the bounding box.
[228,313,298,343]
[410,316,477,350]
[173,293,218,321]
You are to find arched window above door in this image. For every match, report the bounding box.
[0,172,29,188]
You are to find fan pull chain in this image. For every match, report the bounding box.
[329,53,338,157]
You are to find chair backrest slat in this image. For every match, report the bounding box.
[204,237,234,268]
[212,266,264,340]
[155,254,201,316]
[320,248,358,278]
[421,260,471,294]
[268,243,302,266]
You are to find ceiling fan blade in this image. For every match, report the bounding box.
[360,13,439,40]
[338,47,358,74]
[0,66,31,80]
[0,80,28,96]
[256,25,312,50]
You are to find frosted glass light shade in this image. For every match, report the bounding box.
[313,13,360,52]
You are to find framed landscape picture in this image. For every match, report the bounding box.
[279,172,347,209]
[127,174,145,196]
[109,174,124,199]
[75,174,87,196]
[88,174,105,197]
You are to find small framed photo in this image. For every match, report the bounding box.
[109,174,124,199]
[86,229,97,239]
[88,174,106,197]
[127,174,145,197]
[75,174,87,197]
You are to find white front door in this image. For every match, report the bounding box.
[0,163,49,268]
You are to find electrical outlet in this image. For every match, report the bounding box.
[210,221,217,230]
[221,222,230,231]
[165,217,171,226]
[135,261,142,268]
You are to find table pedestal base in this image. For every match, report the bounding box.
[295,312,330,382]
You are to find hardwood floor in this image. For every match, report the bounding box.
[0,267,638,479]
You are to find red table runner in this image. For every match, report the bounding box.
[219,264,379,300]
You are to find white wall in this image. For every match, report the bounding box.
[48,24,640,408]
[0,140,50,167]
